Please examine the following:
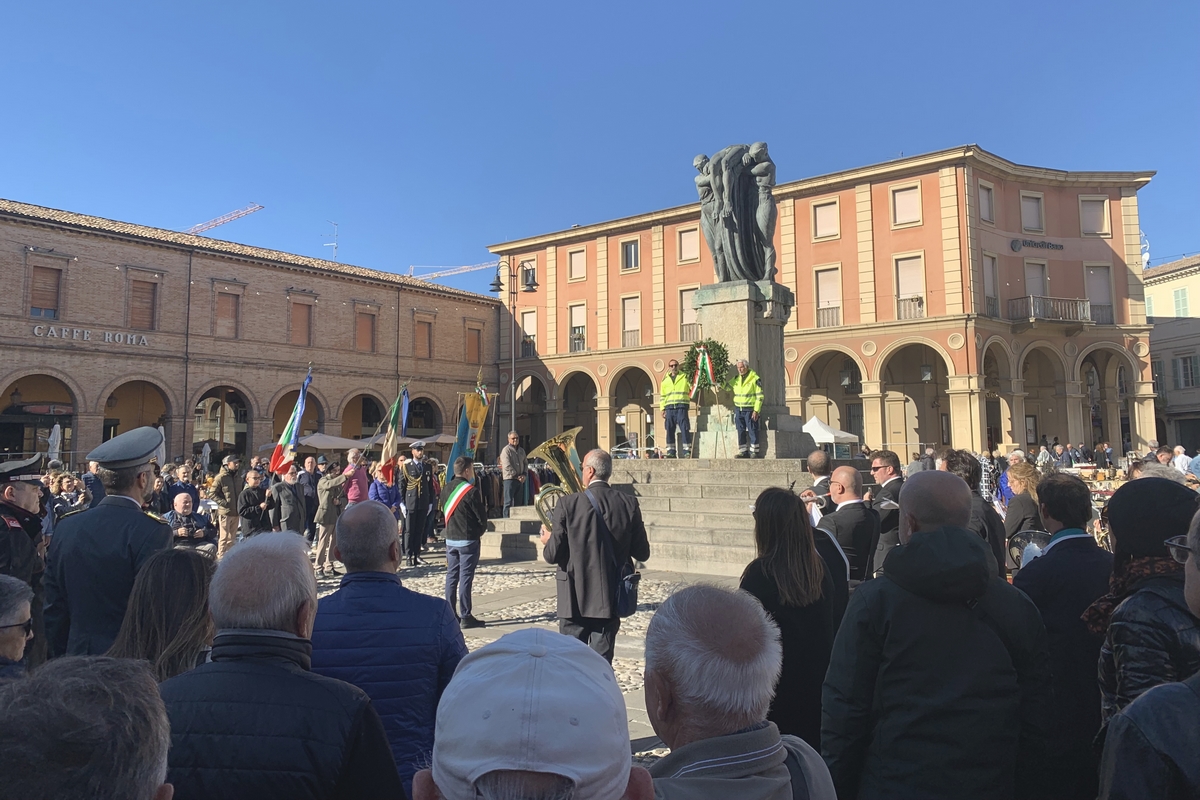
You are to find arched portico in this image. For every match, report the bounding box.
[875,342,955,454]
[558,370,599,455]
[608,364,655,454]
[513,374,548,452]
[0,373,78,462]
[193,385,253,467]
[798,350,867,444]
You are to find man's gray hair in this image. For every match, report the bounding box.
[645,585,782,733]
[736,359,749,368]
[508,430,520,438]
[583,449,612,481]
[209,532,317,631]
[1009,449,1025,461]
[0,574,33,626]
[96,464,150,493]
[1136,462,1187,484]
[336,501,398,571]
[474,770,576,800]
[0,656,170,800]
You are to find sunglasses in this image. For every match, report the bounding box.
[869,465,886,472]
[1165,535,1194,565]
[0,618,33,636]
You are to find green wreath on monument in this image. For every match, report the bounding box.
[681,338,730,405]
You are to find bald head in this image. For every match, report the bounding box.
[829,466,862,503]
[807,450,830,478]
[898,470,972,543]
[335,500,401,572]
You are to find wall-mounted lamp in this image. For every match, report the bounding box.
[920,364,934,383]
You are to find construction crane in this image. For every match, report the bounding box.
[185,203,265,235]
[407,260,500,280]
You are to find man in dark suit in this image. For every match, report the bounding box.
[268,463,306,534]
[540,448,650,663]
[804,449,833,513]
[816,466,880,581]
[80,460,106,508]
[1012,473,1112,800]
[400,442,436,567]
[864,449,904,576]
[44,427,172,656]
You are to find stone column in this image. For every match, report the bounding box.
[1100,388,1122,447]
[1064,381,1088,446]
[884,391,909,452]
[1129,382,1157,451]
[1007,379,1027,450]
[73,413,105,461]
[947,374,985,452]
[545,397,564,440]
[860,381,886,453]
[165,414,189,462]
[596,396,614,451]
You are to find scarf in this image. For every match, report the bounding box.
[1082,555,1184,635]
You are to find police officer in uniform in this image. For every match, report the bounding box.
[44,427,172,657]
[659,358,693,458]
[0,454,48,666]
[399,441,436,567]
[728,358,765,458]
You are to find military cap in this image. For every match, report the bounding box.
[411,441,425,450]
[85,426,164,470]
[0,453,43,486]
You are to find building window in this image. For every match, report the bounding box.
[816,267,841,327]
[678,228,700,262]
[1024,261,1047,297]
[520,260,537,290]
[895,255,925,319]
[1085,265,1113,324]
[1152,360,1164,394]
[1079,196,1110,236]
[520,310,537,358]
[1174,355,1200,389]
[568,304,587,352]
[290,302,312,346]
[30,266,61,319]
[1020,192,1044,233]
[355,312,376,353]
[680,288,699,341]
[1146,295,1155,317]
[567,249,586,281]
[621,296,640,348]
[891,184,921,227]
[129,279,157,330]
[620,239,640,271]
[214,292,239,338]
[416,320,433,359]
[1174,287,1189,317]
[466,327,482,364]
[983,253,999,317]
[978,181,995,224]
[812,200,840,240]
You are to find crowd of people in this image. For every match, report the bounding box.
[2,422,1200,799]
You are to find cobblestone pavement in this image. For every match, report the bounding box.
[314,553,737,759]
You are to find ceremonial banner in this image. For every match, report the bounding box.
[269,367,312,473]
[447,380,489,474]
[379,386,408,484]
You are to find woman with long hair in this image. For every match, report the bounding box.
[108,548,215,682]
[738,486,833,749]
[1004,461,1045,540]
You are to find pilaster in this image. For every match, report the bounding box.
[855,184,876,324]
[1121,189,1146,325]
[939,166,964,314]
[859,380,885,452]
[651,226,665,345]
[596,236,609,350]
[779,199,796,297]
[545,247,558,355]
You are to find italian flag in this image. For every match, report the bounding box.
[379,387,408,485]
[441,479,473,525]
[269,367,312,474]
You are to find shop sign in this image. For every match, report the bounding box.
[30,325,150,346]
[1010,238,1065,252]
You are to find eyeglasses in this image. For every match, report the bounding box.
[1165,535,1194,565]
[869,465,886,472]
[668,363,678,368]
[0,619,32,636]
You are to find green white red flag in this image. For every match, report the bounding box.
[269,367,312,473]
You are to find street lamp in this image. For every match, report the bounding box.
[490,258,538,435]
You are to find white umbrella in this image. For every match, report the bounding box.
[154,425,167,465]
[47,424,62,462]
[201,442,212,471]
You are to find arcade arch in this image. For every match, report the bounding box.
[799,350,867,443]
[0,374,77,461]
[609,365,655,452]
[513,374,548,452]
[271,390,324,440]
[340,393,386,439]
[876,343,953,453]
[193,386,252,466]
[559,371,598,455]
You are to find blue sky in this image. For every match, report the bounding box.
[3,1,1195,295]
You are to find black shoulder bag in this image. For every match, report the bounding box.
[584,489,641,618]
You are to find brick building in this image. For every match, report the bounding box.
[490,145,1157,457]
[0,199,500,465]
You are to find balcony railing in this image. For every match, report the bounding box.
[817,306,841,328]
[897,296,925,320]
[622,330,641,348]
[985,296,1000,318]
[1006,295,1091,322]
[680,322,701,342]
[1091,304,1114,325]
[520,339,537,359]
[569,327,587,353]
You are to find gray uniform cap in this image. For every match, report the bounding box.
[85,426,164,470]
[0,453,43,486]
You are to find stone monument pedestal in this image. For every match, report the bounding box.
[691,280,815,459]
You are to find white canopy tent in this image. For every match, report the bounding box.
[802,416,859,444]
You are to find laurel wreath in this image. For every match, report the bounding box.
[682,338,730,402]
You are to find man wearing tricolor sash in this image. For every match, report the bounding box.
[438,456,487,629]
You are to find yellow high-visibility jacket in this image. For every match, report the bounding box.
[729,370,763,413]
[660,373,692,408]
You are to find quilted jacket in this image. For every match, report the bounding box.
[310,571,467,794]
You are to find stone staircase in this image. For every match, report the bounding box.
[482,459,829,576]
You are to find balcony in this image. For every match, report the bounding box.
[897,296,925,320]
[985,295,1000,318]
[1091,304,1114,325]
[680,322,701,342]
[1007,295,1091,322]
[520,339,537,359]
[817,306,841,328]
[622,330,641,348]
[569,326,587,353]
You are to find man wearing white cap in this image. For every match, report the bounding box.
[412,627,654,800]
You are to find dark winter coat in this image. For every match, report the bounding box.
[437,476,487,543]
[822,525,1053,800]
[1097,672,1200,800]
[968,492,1007,578]
[1004,491,1044,540]
[1098,573,1200,723]
[311,572,467,794]
[160,629,403,800]
[237,485,274,535]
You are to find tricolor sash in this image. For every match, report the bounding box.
[441,480,473,525]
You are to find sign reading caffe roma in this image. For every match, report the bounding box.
[31,325,150,346]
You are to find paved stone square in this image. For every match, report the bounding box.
[317,555,737,759]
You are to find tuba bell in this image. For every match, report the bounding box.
[529,427,585,532]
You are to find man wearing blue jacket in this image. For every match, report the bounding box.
[310,500,467,796]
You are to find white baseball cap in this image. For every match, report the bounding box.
[431,628,631,800]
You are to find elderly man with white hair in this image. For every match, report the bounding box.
[644,585,835,800]
[159,532,403,800]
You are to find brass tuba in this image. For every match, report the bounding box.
[529,427,585,532]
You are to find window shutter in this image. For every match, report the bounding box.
[568,250,586,280]
[1024,263,1046,297]
[290,303,311,346]
[680,290,697,325]
[679,229,699,261]
[417,321,432,359]
[816,269,841,307]
[896,257,924,297]
[814,202,839,238]
[467,329,481,363]
[355,312,375,353]
[1173,358,1182,390]
[1085,266,1112,304]
[978,185,994,222]
[521,311,537,338]
[892,187,920,224]
[1193,357,1200,387]
[215,292,239,338]
[130,280,157,330]
[1081,199,1107,234]
[1021,196,1043,231]
[31,267,61,314]
[983,255,997,297]
[622,297,640,331]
